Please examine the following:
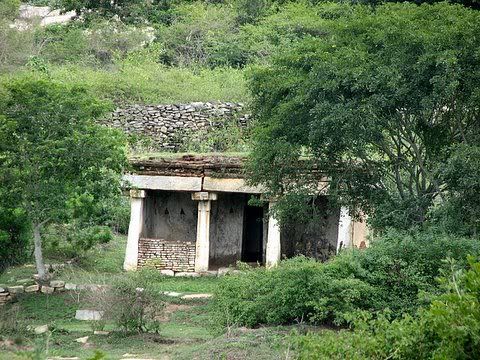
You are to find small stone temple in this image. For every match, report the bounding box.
[123,155,368,274]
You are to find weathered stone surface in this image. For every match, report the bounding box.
[40,286,54,294]
[34,325,48,334]
[50,280,65,288]
[75,336,89,344]
[75,310,104,321]
[100,102,250,151]
[8,286,24,294]
[160,269,175,276]
[93,330,110,335]
[181,293,213,300]
[65,283,77,290]
[217,268,233,276]
[139,238,196,273]
[175,272,200,277]
[0,287,6,293]
[25,285,40,293]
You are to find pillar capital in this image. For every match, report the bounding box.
[130,189,146,198]
[191,192,217,201]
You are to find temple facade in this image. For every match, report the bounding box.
[123,155,368,274]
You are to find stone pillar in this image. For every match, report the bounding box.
[266,202,281,268]
[124,189,146,271]
[192,192,217,273]
[337,206,352,253]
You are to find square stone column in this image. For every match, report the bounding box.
[192,192,217,272]
[124,189,146,271]
[336,206,352,252]
[265,201,281,268]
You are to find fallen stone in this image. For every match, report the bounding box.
[0,287,5,293]
[41,286,55,294]
[217,267,232,276]
[160,269,175,276]
[93,330,110,335]
[75,310,104,321]
[50,280,65,288]
[175,272,200,278]
[25,285,40,293]
[200,270,218,277]
[75,336,89,344]
[181,293,213,300]
[65,283,77,290]
[162,291,182,297]
[8,286,24,294]
[34,325,48,334]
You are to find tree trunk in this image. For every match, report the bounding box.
[33,224,48,281]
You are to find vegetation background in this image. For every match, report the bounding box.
[0,0,480,359]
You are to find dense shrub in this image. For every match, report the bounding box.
[213,229,480,327]
[0,207,31,271]
[295,256,480,360]
[43,224,113,260]
[156,3,247,68]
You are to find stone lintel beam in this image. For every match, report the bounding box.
[191,191,218,201]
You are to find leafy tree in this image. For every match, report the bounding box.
[247,2,480,230]
[58,0,179,25]
[0,77,127,280]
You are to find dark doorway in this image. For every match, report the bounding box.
[242,205,264,263]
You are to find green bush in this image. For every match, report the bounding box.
[43,224,113,259]
[213,229,480,327]
[295,256,480,360]
[213,256,375,327]
[156,3,246,68]
[0,207,30,271]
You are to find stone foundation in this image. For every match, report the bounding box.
[138,238,195,272]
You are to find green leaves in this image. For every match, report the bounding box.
[247,2,480,231]
[0,76,126,227]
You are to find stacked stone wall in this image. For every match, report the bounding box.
[138,238,196,272]
[102,102,250,150]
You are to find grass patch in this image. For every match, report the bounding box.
[2,64,249,106]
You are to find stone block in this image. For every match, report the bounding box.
[25,285,40,293]
[75,310,104,321]
[93,330,110,335]
[75,336,89,344]
[175,272,199,277]
[181,293,213,300]
[40,286,54,294]
[0,287,6,293]
[50,280,65,288]
[34,325,48,334]
[65,283,77,290]
[160,270,174,276]
[217,268,233,276]
[8,286,24,294]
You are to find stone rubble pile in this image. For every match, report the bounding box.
[102,102,250,150]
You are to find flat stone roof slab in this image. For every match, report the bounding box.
[124,174,202,192]
[203,177,264,194]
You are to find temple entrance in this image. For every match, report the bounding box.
[242,205,264,263]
